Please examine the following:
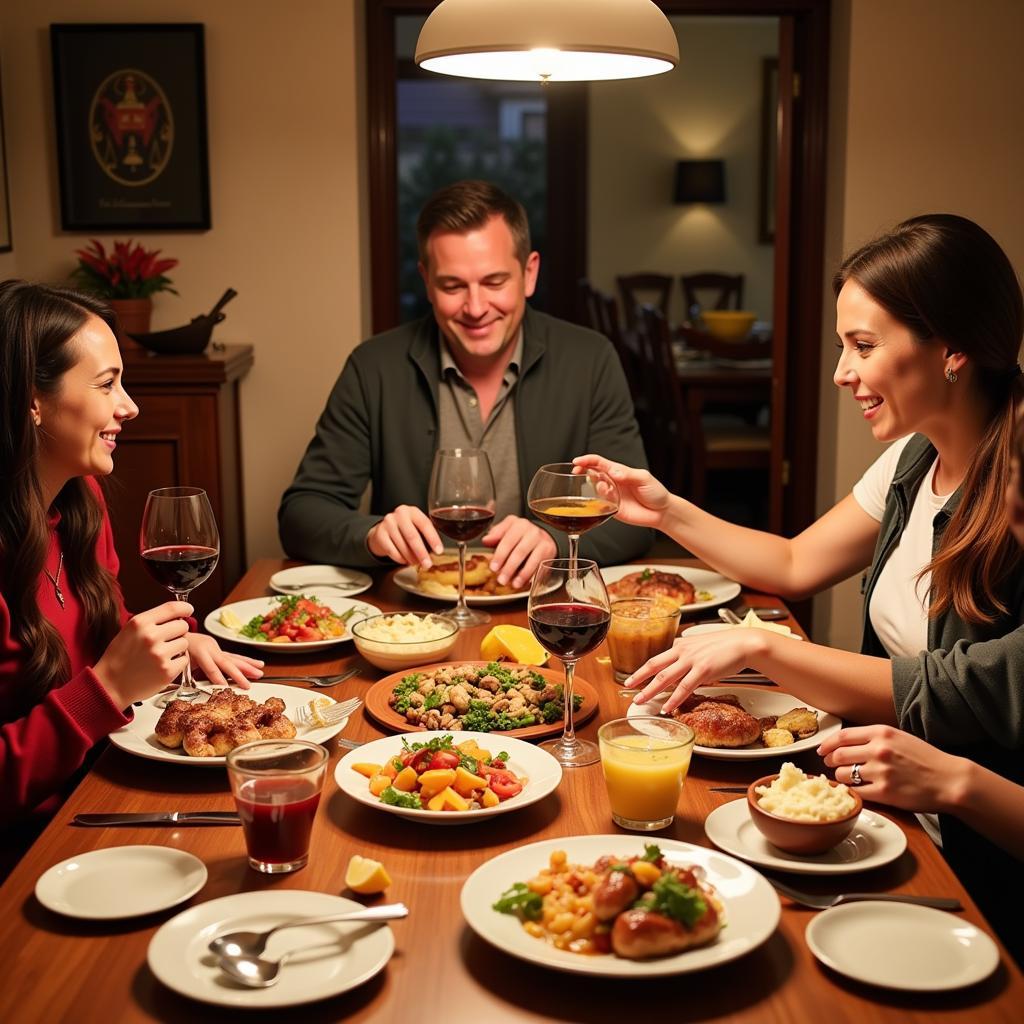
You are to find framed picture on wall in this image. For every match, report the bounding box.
[758,57,778,246]
[50,23,211,231]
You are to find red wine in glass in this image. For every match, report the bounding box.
[429,505,495,544]
[141,545,219,592]
[528,603,610,659]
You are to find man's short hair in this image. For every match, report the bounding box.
[416,180,531,268]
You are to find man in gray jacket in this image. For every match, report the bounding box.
[279,180,651,585]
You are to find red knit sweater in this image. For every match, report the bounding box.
[0,482,132,824]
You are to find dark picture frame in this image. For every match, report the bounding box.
[0,60,12,252]
[51,23,211,231]
[757,57,778,246]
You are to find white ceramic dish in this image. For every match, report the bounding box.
[393,552,529,605]
[109,682,350,766]
[628,685,841,760]
[36,846,207,919]
[461,835,779,977]
[148,890,394,1008]
[704,799,907,874]
[683,622,802,640]
[269,564,373,598]
[204,596,380,653]
[805,902,999,991]
[600,565,741,615]
[334,730,562,824]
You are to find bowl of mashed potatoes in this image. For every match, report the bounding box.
[746,762,862,855]
[351,612,459,671]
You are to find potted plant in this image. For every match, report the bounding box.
[71,239,179,348]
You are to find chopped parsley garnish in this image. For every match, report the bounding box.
[493,882,543,921]
[379,786,422,809]
[634,871,707,927]
[641,843,662,863]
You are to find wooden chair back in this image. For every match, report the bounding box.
[616,273,672,329]
[680,272,745,321]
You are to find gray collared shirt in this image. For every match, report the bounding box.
[437,331,524,525]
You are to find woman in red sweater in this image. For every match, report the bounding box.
[0,280,263,830]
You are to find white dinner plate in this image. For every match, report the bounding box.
[628,685,842,760]
[204,595,381,652]
[148,890,394,1008]
[109,682,351,767]
[393,549,529,605]
[461,835,779,976]
[334,731,562,824]
[600,565,741,615]
[682,622,802,640]
[805,902,999,991]
[269,564,373,598]
[36,846,207,919]
[704,799,908,875]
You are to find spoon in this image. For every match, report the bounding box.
[208,903,408,959]
[217,947,317,988]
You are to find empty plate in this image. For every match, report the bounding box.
[806,902,999,990]
[36,846,207,919]
[270,564,373,598]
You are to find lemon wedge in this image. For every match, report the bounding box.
[345,855,391,894]
[218,608,243,630]
[480,624,549,666]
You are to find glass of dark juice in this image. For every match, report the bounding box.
[528,558,610,767]
[226,740,328,874]
[139,487,220,707]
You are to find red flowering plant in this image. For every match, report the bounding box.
[72,239,179,299]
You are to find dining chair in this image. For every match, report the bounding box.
[615,273,673,330]
[680,272,745,322]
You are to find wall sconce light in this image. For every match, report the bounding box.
[674,160,725,204]
[415,0,679,83]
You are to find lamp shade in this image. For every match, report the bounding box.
[674,160,725,204]
[415,0,679,82]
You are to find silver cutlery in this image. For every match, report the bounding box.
[72,811,240,826]
[335,736,366,750]
[268,667,361,688]
[210,903,408,959]
[738,606,789,621]
[767,877,962,911]
[709,786,748,793]
[719,607,744,625]
[295,696,363,729]
[275,580,363,592]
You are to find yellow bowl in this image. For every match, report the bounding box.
[701,311,757,342]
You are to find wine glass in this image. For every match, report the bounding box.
[139,487,220,707]
[427,448,496,627]
[527,463,620,567]
[528,558,610,766]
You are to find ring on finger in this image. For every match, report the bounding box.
[850,763,864,786]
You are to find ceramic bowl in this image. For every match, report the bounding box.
[351,612,459,671]
[701,310,757,342]
[746,773,862,855]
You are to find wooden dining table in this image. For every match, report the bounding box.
[0,558,1021,1023]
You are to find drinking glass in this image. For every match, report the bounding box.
[427,447,496,627]
[527,462,619,567]
[226,739,328,874]
[607,597,681,695]
[528,558,610,766]
[598,717,694,830]
[139,486,219,706]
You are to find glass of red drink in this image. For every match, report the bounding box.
[226,740,329,874]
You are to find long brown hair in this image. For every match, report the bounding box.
[0,280,123,709]
[834,214,1024,624]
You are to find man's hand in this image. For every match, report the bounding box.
[482,515,556,590]
[367,505,443,568]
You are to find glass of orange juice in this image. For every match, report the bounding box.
[607,597,681,686]
[598,717,695,831]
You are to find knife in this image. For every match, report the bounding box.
[73,811,240,826]
[709,786,749,793]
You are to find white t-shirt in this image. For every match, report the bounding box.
[852,435,953,659]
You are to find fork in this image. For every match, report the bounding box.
[275,580,363,592]
[295,696,363,729]
[767,876,962,911]
[268,668,361,688]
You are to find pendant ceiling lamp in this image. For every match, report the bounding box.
[415,0,679,82]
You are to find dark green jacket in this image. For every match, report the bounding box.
[279,307,653,567]
[862,433,1024,961]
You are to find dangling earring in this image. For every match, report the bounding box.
[945,367,958,384]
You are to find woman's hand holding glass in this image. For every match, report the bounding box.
[571,455,671,529]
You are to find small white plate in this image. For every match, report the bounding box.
[461,835,779,977]
[204,596,381,652]
[683,622,802,640]
[334,731,562,824]
[628,685,841,760]
[148,890,394,1008]
[110,682,351,767]
[704,799,907,874]
[36,846,207,919]
[600,565,741,615]
[393,549,529,605]
[269,564,373,598]
[805,902,999,991]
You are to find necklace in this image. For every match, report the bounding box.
[43,552,66,610]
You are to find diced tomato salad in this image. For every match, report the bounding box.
[241,595,350,643]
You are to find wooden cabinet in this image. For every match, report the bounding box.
[108,345,253,621]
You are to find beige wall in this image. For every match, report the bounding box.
[0,1,365,565]
[588,17,778,324]
[817,0,1024,649]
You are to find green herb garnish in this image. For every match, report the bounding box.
[379,786,422,810]
[493,882,543,921]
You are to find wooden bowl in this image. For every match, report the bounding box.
[746,773,862,855]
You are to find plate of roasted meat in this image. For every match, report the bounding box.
[601,564,740,614]
[628,685,841,760]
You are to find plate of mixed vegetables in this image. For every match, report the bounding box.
[334,731,562,824]
[204,595,381,653]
